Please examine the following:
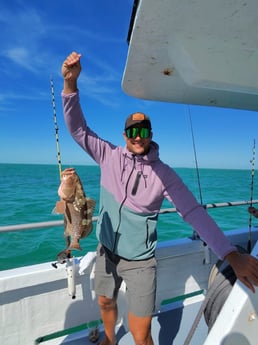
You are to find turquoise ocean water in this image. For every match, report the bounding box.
[1,163,257,271]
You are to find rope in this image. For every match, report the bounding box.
[183,295,210,345]
[50,78,62,180]
[248,139,256,253]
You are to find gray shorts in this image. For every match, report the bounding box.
[94,244,157,317]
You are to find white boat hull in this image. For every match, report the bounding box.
[1,228,258,344]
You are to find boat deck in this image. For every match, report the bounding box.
[44,296,207,345]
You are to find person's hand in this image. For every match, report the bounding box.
[62,52,82,94]
[248,206,258,218]
[226,250,258,293]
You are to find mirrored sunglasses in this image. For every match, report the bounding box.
[125,127,151,139]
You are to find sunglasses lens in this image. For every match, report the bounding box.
[126,128,135,138]
[140,128,150,138]
[126,127,150,139]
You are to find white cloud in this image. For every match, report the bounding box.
[4,47,37,72]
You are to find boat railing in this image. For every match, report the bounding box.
[0,199,257,233]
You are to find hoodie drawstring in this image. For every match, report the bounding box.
[132,171,141,195]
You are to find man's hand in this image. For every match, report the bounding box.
[248,206,258,218]
[62,52,82,94]
[226,250,258,293]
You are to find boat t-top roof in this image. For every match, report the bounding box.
[122,0,258,111]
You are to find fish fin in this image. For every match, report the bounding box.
[54,200,66,214]
[87,198,96,209]
[51,207,58,215]
[81,226,93,238]
[65,234,71,248]
[77,198,96,239]
[86,198,96,218]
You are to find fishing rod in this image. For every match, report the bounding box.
[248,139,256,253]
[50,78,62,180]
[50,82,76,296]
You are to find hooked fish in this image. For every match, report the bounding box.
[55,168,96,254]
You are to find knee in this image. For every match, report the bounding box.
[129,313,153,345]
[98,295,117,311]
[132,332,152,345]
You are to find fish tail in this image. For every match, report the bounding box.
[69,241,82,251]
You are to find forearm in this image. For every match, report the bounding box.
[61,92,104,164]
[63,79,78,95]
[62,91,86,135]
[184,205,237,259]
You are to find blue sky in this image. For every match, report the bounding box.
[1,0,258,169]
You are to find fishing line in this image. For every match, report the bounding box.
[248,139,256,253]
[188,107,203,205]
[50,77,62,180]
[188,107,204,242]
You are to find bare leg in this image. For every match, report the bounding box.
[98,295,117,345]
[128,311,154,345]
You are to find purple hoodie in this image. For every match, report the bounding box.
[62,91,236,260]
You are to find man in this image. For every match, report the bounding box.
[61,52,258,345]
